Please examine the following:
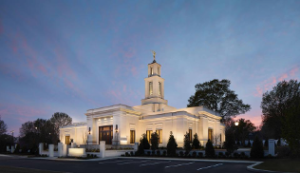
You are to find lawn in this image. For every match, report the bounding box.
[254,158,300,172]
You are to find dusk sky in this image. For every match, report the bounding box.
[0,0,299,136]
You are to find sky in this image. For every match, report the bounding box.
[0,0,299,136]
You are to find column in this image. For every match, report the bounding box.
[100,141,106,158]
[49,144,54,157]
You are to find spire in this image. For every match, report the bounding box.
[151,50,156,63]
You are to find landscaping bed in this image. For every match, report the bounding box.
[254,158,300,172]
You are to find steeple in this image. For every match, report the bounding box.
[141,51,167,106]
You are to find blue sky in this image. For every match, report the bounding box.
[0,0,299,136]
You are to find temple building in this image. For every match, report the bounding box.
[59,53,225,147]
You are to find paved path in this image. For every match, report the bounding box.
[0,155,253,173]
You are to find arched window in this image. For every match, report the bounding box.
[157,67,160,75]
[150,67,153,75]
[149,82,153,95]
[158,82,162,96]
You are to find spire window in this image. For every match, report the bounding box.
[149,82,153,95]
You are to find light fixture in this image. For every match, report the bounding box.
[115,124,118,133]
[89,127,91,135]
[235,121,239,126]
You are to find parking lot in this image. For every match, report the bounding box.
[0,156,252,173]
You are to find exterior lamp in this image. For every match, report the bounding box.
[88,127,91,135]
[235,121,239,126]
[115,124,118,133]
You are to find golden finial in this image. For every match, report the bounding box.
[151,50,156,60]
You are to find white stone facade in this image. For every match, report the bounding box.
[60,58,225,147]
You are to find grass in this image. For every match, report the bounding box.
[254,158,300,172]
[0,166,65,173]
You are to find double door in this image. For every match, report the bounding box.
[99,126,113,144]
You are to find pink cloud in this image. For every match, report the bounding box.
[253,66,299,97]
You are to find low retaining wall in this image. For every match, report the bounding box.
[68,148,86,157]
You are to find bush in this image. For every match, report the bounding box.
[205,139,215,158]
[179,151,184,157]
[198,152,203,158]
[167,131,177,157]
[192,133,201,149]
[224,132,236,154]
[184,132,192,155]
[192,151,197,158]
[150,132,159,150]
[147,151,151,156]
[137,134,150,155]
[225,151,230,157]
[162,150,167,156]
[250,136,264,159]
[276,146,291,158]
[241,152,246,158]
[218,152,224,158]
[125,152,130,156]
[130,151,134,156]
[156,150,161,156]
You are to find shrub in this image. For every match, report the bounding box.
[150,132,159,150]
[192,151,197,158]
[218,152,224,158]
[225,151,230,157]
[241,152,246,158]
[156,150,161,156]
[224,132,236,154]
[250,136,264,159]
[233,152,240,158]
[167,131,177,157]
[125,152,130,156]
[198,152,203,158]
[137,134,150,155]
[276,146,291,158]
[151,150,155,156]
[205,139,215,158]
[179,151,184,157]
[162,150,167,156]
[184,132,192,155]
[87,154,90,157]
[130,151,134,156]
[192,133,201,149]
[147,151,151,156]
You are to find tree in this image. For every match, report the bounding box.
[250,136,264,159]
[224,131,236,154]
[235,118,256,146]
[184,132,192,155]
[0,119,7,135]
[187,79,251,119]
[19,121,36,137]
[167,131,177,156]
[261,80,300,139]
[137,134,150,155]
[50,112,72,142]
[205,139,215,157]
[192,133,201,149]
[282,96,300,156]
[150,132,159,150]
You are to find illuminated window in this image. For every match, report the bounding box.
[146,130,152,143]
[156,129,162,144]
[189,129,192,142]
[150,67,153,75]
[149,82,153,95]
[130,130,135,144]
[158,82,162,96]
[157,67,160,75]
[208,129,213,142]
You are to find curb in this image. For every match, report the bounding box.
[247,162,296,173]
[116,156,258,163]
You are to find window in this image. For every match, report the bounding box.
[189,129,192,142]
[130,130,135,144]
[65,136,70,145]
[208,129,213,142]
[157,67,160,75]
[146,130,152,143]
[149,82,153,95]
[150,67,153,75]
[158,82,162,96]
[156,129,162,144]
